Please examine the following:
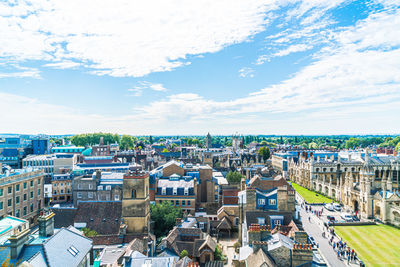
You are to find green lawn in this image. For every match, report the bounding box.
[291,182,332,204]
[334,225,400,267]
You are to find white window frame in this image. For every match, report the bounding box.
[88,184,93,189]
[88,192,93,198]
[274,219,281,226]
[98,185,103,191]
[173,188,177,195]
[114,195,120,201]
[106,185,111,191]
[162,188,166,195]
[258,198,265,205]
[269,199,276,205]
[184,188,189,196]
[257,217,265,225]
[77,192,82,199]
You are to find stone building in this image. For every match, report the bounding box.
[288,151,400,225]
[72,171,123,206]
[122,170,150,234]
[0,168,44,223]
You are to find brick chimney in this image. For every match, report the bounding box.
[38,210,55,237]
[8,223,30,259]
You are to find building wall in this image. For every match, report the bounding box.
[122,172,150,234]
[51,179,72,203]
[0,170,44,222]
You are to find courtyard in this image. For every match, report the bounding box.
[291,183,333,204]
[334,224,400,267]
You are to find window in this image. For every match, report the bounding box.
[0,189,3,196]
[274,220,281,226]
[170,200,174,205]
[115,195,120,201]
[184,188,189,196]
[23,207,27,215]
[269,199,276,205]
[258,199,265,205]
[8,187,12,194]
[38,179,41,185]
[8,199,12,207]
[187,200,191,206]
[161,188,166,195]
[0,202,3,210]
[16,184,20,191]
[88,184,93,189]
[38,189,41,196]
[54,190,57,195]
[182,200,186,206]
[67,246,79,257]
[30,192,33,198]
[30,181,33,187]
[78,184,82,189]
[199,222,205,229]
[23,182,27,189]
[60,183,63,187]
[24,194,27,201]
[173,188,177,195]
[88,192,93,198]
[16,209,20,218]
[106,185,111,191]
[257,217,265,225]
[16,196,20,204]
[175,200,179,206]
[77,192,82,199]
[97,186,103,191]
[131,190,136,199]
[60,190,64,194]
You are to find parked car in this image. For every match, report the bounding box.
[327,215,336,222]
[341,213,354,222]
[308,236,316,246]
[324,203,334,211]
[333,203,342,211]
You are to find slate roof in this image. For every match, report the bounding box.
[248,175,294,192]
[174,256,192,267]
[245,248,277,267]
[245,211,293,228]
[43,227,92,267]
[74,201,122,235]
[52,207,77,228]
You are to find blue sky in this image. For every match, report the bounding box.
[0,0,399,135]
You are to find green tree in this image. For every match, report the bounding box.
[150,202,183,238]
[180,250,189,259]
[258,146,270,161]
[82,227,98,237]
[120,135,135,150]
[214,245,225,261]
[226,171,242,184]
[161,148,170,153]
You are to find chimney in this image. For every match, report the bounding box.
[38,210,55,237]
[9,223,30,259]
[100,137,104,146]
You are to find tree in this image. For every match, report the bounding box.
[258,146,270,161]
[180,250,189,259]
[214,245,225,261]
[120,135,135,150]
[161,148,170,153]
[226,171,242,184]
[150,202,183,238]
[82,227,98,237]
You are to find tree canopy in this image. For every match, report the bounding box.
[226,171,242,184]
[258,146,270,161]
[150,202,183,238]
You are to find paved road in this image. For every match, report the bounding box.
[300,206,347,267]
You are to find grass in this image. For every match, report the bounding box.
[334,224,400,267]
[291,182,333,204]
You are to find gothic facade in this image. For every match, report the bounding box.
[288,152,400,226]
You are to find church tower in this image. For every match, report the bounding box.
[205,132,212,149]
[122,170,150,234]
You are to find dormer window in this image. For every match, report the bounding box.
[257,217,265,225]
[184,188,189,196]
[162,188,166,195]
[173,188,177,195]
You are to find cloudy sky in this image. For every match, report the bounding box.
[0,0,399,135]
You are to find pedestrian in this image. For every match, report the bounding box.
[333,242,336,249]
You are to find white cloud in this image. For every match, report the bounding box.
[0,0,274,77]
[238,67,255,78]
[134,7,400,131]
[127,81,167,96]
